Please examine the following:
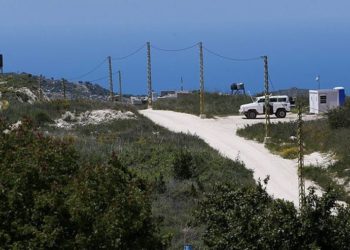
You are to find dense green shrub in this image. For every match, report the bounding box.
[173,150,195,180]
[196,182,350,249]
[280,146,299,159]
[0,119,166,249]
[327,101,350,129]
[34,111,54,126]
[66,156,166,249]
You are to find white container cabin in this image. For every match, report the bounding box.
[309,87,346,114]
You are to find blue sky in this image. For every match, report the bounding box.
[1,0,350,94]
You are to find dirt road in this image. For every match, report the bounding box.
[140,109,322,206]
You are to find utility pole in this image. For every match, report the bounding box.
[38,75,42,101]
[263,56,271,143]
[118,70,123,103]
[108,56,114,101]
[180,76,184,91]
[199,42,205,118]
[0,54,3,75]
[297,104,306,209]
[61,78,66,100]
[147,42,152,108]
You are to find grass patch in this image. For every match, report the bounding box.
[153,92,251,117]
[304,165,349,203]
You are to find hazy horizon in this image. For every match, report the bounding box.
[1,0,350,94]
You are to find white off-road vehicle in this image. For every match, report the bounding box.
[239,95,291,119]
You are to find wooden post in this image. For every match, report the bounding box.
[147,42,152,108]
[263,56,271,143]
[108,56,114,101]
[199,42,205,118]
[297,104,306,209]
[61,78,66,100]
[118,70,123,103]
[38,75,42,101]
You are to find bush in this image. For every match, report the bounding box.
[327,101,350,129]
[173,150,195,180]
[0,120,166,249]
[195,182,350,249]
[34,111,54,126]
[280,146,299,159]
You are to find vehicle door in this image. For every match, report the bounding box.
[257,98,265,113]
[267,97,277,114]
[277,97,290,111]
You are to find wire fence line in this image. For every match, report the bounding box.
[66,42,265,86]
[151,43,199,52]
[67,58,107,81]
[67,44,147,83]
[203,46,262,62]
[111,43,147,61]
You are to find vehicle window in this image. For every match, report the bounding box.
[278,98,287,102]
[320,95,327,104]
[269,98,277,102]
[258,98,265,103]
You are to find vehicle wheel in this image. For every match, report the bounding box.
[247,110,257,119]
[276,109,286,118]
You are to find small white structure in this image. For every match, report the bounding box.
[152,92,158,102]
[130,96,143,105]
[309,87,346,114]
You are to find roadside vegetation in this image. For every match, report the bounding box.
[153,92,251,117]
[195,181,350,250]
[237,100,350,202]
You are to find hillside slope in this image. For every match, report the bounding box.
[0,73,255,248]
[140,109,321,206]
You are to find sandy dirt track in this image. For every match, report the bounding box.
[140,109,322,206]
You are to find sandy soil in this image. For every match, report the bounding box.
[140,109,323,206]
